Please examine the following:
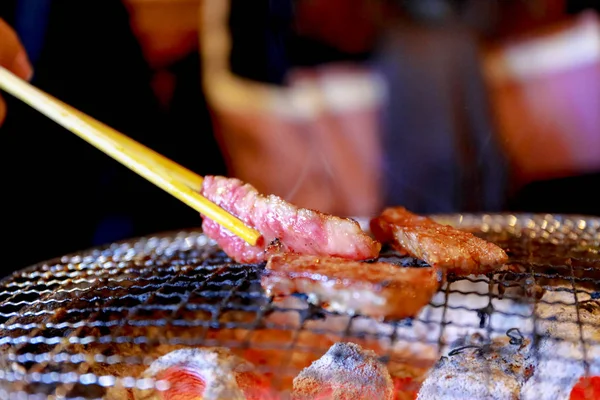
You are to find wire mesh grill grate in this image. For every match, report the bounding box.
[0,213,598,399]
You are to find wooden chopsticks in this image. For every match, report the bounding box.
[0,66,261,246]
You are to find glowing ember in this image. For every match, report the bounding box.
[133,348,272,400]
[155,367,206,400]
[570,376,600,400]
[392,377,419,400]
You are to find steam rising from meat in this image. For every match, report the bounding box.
[292,342,395,400]
[200,176,381,263]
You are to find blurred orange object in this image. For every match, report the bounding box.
[123,0,201,70]
[570,376,600,400]
[200,0,384,217]
[484,11,600,187]
[123,0,203,106]
[294,0,382,54]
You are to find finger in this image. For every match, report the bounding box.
[0,19,33,80]
[0,95,6,126]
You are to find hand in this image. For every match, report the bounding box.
[0,18,34,125]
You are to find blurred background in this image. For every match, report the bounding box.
[0,0,598,273]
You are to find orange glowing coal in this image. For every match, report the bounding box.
[154,366,278,400]
[141,346,421,400]
[155,367,205,400]
[152,369,417,400]
[392,377,419,400]
[570,376,600,400]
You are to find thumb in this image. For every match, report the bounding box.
[10,51,33,81]
[0,19,33,80]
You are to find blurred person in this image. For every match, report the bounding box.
[200,0,532,216]
[0,0,509,277]
[200,0,386,217]
[211,0,599,218]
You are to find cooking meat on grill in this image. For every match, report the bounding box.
[200,175,381,263]
[417,332,534,400]
[132,348,271,400]
[262,253,444,320]
[292,342,395,400]
[371,207,508,275]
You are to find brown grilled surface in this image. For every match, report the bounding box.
[371,207,509,276]
[0,215,598,399]
[262,253,443,320]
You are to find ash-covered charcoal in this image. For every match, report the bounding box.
[521,288,600,400]
[292,342,395,400]
[416,332,534,400]
[132,348,271,400]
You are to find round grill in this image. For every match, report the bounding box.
[0,213,598,399]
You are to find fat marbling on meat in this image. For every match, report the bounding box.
[201,176,381,263]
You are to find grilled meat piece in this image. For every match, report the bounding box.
[132,348,271,400]
[262,253,443,320]
[371,207,508,275]
[200,176,381,263]
[292,342,395,400]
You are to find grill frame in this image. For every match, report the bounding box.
[0,213,598,399]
